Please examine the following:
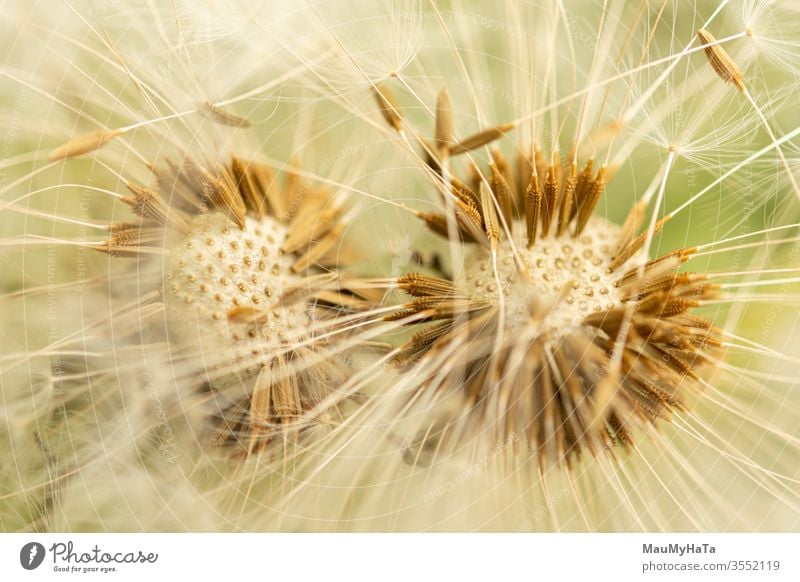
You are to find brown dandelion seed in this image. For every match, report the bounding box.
[434,87,454,157]
[122,182,189,233]
[48,128,124,161]
[697,28,745,92]
[479,182,501,249]
[449,123,515,156]
[374,84,404,132]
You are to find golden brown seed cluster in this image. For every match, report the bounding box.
[373,85,723,465]
[99,152,362,458]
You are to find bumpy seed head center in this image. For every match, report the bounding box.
[464,217,633,335]
[166,212,311,346]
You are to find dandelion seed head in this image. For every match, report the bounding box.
[369,79,726,464]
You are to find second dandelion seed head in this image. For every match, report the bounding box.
[374,84,724,465]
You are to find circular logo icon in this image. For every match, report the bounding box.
[19,542,46,570]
